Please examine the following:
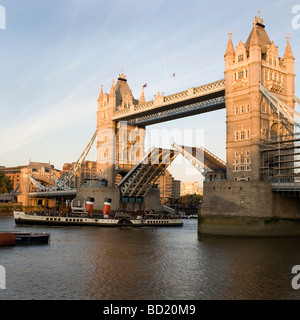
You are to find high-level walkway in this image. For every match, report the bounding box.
[112,79,225,125]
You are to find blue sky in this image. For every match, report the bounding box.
[0,0,299,184]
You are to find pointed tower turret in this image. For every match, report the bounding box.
[284,34,294,60]
[225,30,235,58]
[283,34,295,100]
[225,30,235,77]
[97,83,103,102]
[109,79,115,97]
[139,86,146,105]
[109,79,116,109]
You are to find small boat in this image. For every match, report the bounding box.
[13,232,50,244]
[0,233,16,246]
[0,231,50,245]
[188,214,198,219]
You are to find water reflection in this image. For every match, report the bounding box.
[0,216,300,300]
[198,237,300,299]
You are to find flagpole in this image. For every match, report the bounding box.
[172,73,176,93]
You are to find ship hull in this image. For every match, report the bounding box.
[14,211,183,227]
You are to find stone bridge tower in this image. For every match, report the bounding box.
[224,11,295,182]
[96,71,146,187]
[200,12,299,236]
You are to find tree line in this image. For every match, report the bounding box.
[0,170,13,194]
[162,193,202,208]
[177,194,202,208]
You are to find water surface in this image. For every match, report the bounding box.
[0,216,299,300]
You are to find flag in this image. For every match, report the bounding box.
[143,83,147,88]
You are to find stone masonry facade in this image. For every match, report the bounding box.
[224,12,294,182]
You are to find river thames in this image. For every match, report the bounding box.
[0,215,300,300]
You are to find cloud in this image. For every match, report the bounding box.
[0,93,94,157]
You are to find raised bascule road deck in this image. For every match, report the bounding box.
[118,147,178,199]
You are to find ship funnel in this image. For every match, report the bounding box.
[85,197,95,215]
[103,198,112,217]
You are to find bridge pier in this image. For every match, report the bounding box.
[200,180,300,236]
[77,185,162,212]
[17,192,59,209]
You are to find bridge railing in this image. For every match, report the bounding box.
[163,90,189,103]
[112,79,225,119]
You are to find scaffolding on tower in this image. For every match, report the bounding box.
[259,85,300,189]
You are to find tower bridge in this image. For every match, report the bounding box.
[94,11,300,235]
[10,12,300,234]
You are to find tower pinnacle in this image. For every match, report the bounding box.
[110,79,116,97]
[254,10,264,26]
[118,69,127,81]
[97,83,103,101]
[225,29,235,57]
[284,33,294,60]
[139,86,146,104]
